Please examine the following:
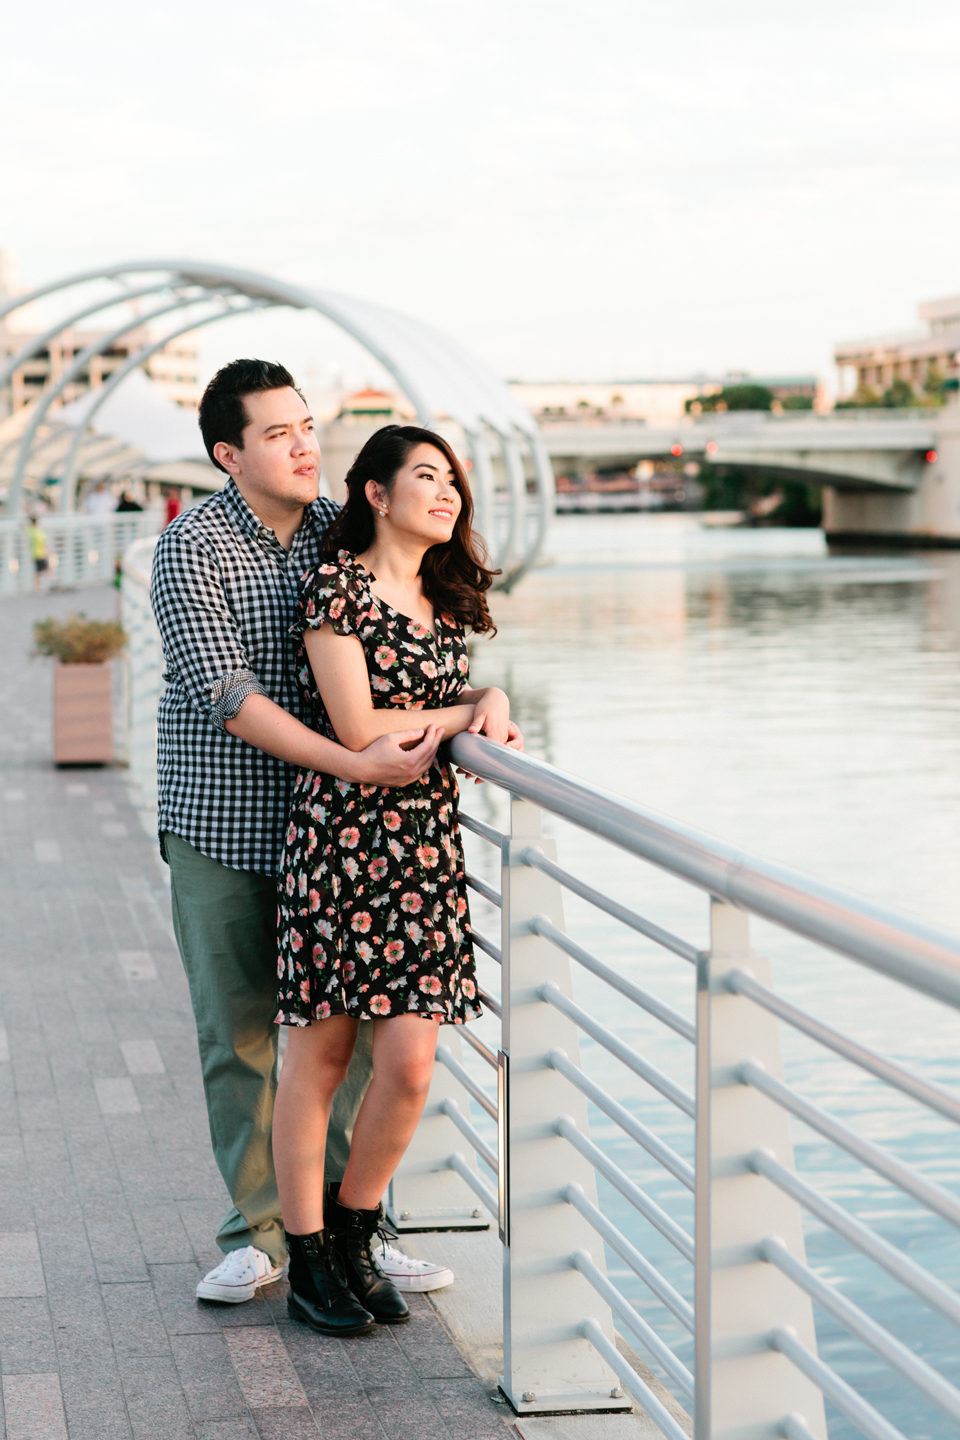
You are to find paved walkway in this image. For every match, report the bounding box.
[0,585,512,1440]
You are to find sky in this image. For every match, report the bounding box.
[3,0,960,393]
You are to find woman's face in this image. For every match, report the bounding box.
[367,443,462,547]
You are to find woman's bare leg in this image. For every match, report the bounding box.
[273,1016,359,1233]
[337,1015,440,1210]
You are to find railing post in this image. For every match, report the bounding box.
[695,898,827,1439]
[500,795,628,1416]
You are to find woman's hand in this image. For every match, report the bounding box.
[467,686,510,745]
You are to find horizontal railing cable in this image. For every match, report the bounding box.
[466,871,501,908]
[436,1046,498,1121]
[728,968,960,1126]
[580,1319,690,1440]
[471,927,502,964]
[520,845,700,966]
[448,733,960,1011]
[571,1249,694,1398]
[556,1115,695,1263]
[563,1183,694,1331]
[548,1048,694,1190]
[770,1326,908,1440]
[749,1148,960,1328]
[740,1061,960,1231]
[439,1099,498,1173]
[447,1152,498,1217]
[477,987,501,1017]
[532,914,695,1041]
[461,1028,498,1070]
[761,1237,960,1424]
[541,982,695,1117]
[458,812,504,847]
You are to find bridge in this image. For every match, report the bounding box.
[543,407,960,542]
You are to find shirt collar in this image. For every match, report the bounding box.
[220,478,326,556]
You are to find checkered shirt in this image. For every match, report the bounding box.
[150,478,340,874]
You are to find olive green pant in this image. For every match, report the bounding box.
[165,832,373,1267]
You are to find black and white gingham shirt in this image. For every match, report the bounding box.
[151,478,340,874]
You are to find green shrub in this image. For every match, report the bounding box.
[33,614,127,664]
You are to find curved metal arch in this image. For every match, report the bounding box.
[1,259,552,583]
[59,301,271,505]
[8,290,241,513]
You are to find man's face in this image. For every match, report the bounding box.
[214,387,320,509]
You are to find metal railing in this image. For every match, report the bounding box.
[117,542,960,1437]
[387,732,960,1439]
[0,511,162,596]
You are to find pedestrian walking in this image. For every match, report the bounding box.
[272,425,512,1333]
[27,513,49,590]
[150,361,486,1306]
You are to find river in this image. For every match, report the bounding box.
[459,513,960,1439]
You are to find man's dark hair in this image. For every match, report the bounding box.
[198,359,305,474]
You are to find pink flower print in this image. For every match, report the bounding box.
[300,978,311,1003]
[357,942,374,962]
[457,896,467,917]
[400,892,423,913]
[285,823,297,845]
[285,873,295,896]
[417,845,440,869]
[374,645,398,668]
[344,857,360,880]
[340,826,360,849]
[418,975,443,995]
[457,654,469,675]
[371,676,391,692]
[387,838,405,860]
[384,940,405,962]
[312,942,325,962]
[461,977,476,999]
[408,621,429,639]
[368,855,389,880]
[289,928,303,953]
[420,659,438,679]
[370,994,391,1015]
[298,873,308,896]
[329,596,346,620]
[382,811,402,832]
[405,921,423,942]
[317,919,333,940]
[307,889,320,912]
[343,960,356,981]
[305,828,318,855]
[351,911,372,933]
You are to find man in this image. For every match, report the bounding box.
[151,359,457,1302]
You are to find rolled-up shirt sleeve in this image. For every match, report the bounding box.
[151,531,267,731]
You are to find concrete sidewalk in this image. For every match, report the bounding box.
[0,585,512,1440]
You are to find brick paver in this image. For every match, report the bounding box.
[0,585,512,1440]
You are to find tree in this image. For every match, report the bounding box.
[835,384,881,409]
[882,378,916,408]
[685,383,774,414]
[782,395,813,410]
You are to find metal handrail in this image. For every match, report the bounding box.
[448,733,960,1009]
[572,1248,694,1398]
[770,1327,907,1440]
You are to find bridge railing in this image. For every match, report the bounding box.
[119,537,960,1438]
[396,731,960,1439]
[0,510,162,596]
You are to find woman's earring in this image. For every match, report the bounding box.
[379,508,387,516]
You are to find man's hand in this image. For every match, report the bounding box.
[352,726,443,786]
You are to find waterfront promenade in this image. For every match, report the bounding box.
[0,585,516,1440]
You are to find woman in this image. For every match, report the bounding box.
[273,424,514,1337]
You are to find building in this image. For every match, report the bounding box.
[834,295,960,402]
[509,374,823,426]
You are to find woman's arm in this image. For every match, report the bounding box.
[303,626,480,753]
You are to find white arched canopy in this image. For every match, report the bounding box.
[0,260,553,587]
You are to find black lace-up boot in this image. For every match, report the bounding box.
[325,1184,410,1324]
[285,1229,375,1336]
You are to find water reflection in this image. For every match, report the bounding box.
[460,518,960,1439]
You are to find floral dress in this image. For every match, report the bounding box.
[276,551,481,1027]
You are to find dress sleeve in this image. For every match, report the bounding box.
[294,558,372,640]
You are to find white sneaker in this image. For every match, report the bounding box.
[373,1243,454,1293]
[196,1245,285,1303]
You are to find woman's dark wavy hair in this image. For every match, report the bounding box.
[323,425,498,634]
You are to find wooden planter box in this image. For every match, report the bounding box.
[54,663,114,765]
